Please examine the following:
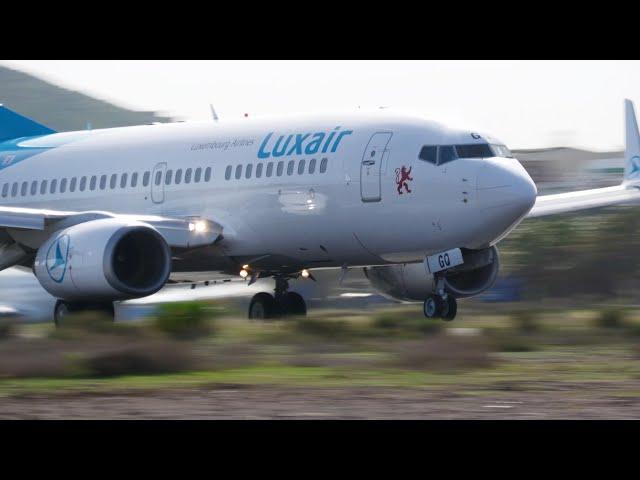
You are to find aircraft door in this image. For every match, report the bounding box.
[151,162,166,204]
[361,132,392,202]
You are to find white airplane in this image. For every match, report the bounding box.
[0,99,639,324]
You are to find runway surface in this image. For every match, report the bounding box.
[2,382,640,419]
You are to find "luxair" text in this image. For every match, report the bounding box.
[257,127,353,159]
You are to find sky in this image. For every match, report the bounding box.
[3,60,640,151]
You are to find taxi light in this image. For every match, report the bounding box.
[239,269,249,279]
[301,269,310,278]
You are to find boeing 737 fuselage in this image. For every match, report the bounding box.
[0,103,637,322]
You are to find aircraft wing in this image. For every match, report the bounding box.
[528,99,640,218]
[527,185,640,218]
[0,205,222,249]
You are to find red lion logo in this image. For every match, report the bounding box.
[395,166,413,194]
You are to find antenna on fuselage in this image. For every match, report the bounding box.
[209,104,219,122]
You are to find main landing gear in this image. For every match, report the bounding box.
[53,300,115,326]
[248,276,307,319]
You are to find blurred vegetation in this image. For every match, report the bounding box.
[500,206,640,302]
[153,301,217,340]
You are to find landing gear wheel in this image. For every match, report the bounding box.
[281,292,307,316]
[423,295,443,319]
[440,296,457,321]
[249,293,277,319]
[53,300,115,326]
[53,300,71,326]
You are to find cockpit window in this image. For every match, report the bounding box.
[418,145,437,164]
[455,144,494,158]
[438,145,457,165]
[491,144,513,158]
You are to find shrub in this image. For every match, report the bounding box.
[292,317,352,340]
[0,319,15,340]
[372,311,442,337]
[153,301,213,339]
[595,308,627,329]
[511,310,539,333]
[394,335,493,371]
[82,340,195,377]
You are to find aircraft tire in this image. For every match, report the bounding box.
[53,300,115,326]
[423,295,443,319]
[440,296,457,321]
[249,293,277,319]
[281,292,307,316]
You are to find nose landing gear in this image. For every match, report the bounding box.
[423,294,457,321]
[423,273,458,321]
[248,276,307,319]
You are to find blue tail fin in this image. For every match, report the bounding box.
[0,105,56,142]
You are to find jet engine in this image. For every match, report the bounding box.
[34,218,171,301]
[364,247,499,301]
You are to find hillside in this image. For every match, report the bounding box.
[0,65,172,132]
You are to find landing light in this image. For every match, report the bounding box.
[239,269,249,279]
[188,220,208,233]
[301,269,310,278]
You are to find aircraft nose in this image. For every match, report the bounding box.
[477,158,537,219]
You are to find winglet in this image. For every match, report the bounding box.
[624,99,640,184]
[0,105,56,142]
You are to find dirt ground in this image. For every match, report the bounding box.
[2,382,640,419]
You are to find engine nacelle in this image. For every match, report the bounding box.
[34,218,171,301]
[364,247,500,301]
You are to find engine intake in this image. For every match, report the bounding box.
[34,218,171,301]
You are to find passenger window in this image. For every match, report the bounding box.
[175,169,183,184]
[165,170,173,185]
[70,177,77,192]
[266,162,274,177]
[11,182,18,197]
[100,175,107,190]
[30,180,38,195]
[309,158,316,174]
[60,178,67,193]
[1,183,7,197]
[131,173,138,188]
[438,145,457,165]
[40,180,48,195]
[50,179,58,194]
[194,168,202,182]
[204,167,212,182]
[120,173,128,188]
[154,171,162,186]
[276,161,284,176]
[256,163,263,178]
[109,174,117,189]
[225,165,232,180]
[235,165,242,180]
[80,177,87,191]
[90,176,97,190]
[287,160,295,176]
[320,157,328,173]
[185,168,193,183]
[21,181,27,196]
[142,171,150,187]
[419,146,437,164]
[298,159,305,175]
[245,164,253,179]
